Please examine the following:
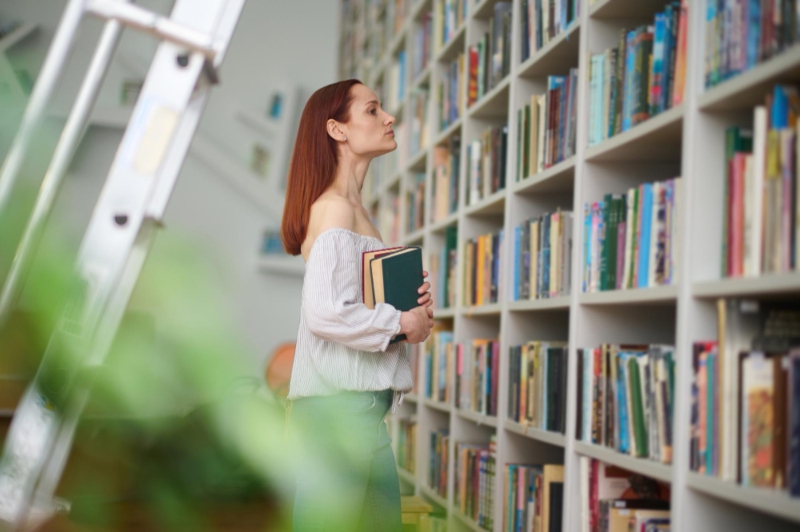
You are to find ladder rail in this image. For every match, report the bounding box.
[0,13,128,330]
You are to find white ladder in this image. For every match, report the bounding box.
[0,0,246,529]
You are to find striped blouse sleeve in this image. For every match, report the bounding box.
[302,229,402,352]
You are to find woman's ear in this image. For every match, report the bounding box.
[326,119,347,142]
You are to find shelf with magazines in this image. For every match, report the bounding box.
[337,0,800,530]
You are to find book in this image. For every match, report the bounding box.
[365,246,424,343]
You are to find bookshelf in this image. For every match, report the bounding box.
[339,0,800,531]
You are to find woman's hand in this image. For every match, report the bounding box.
[399,306,434,344]
[417,270,433,308]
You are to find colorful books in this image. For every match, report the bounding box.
[410,87,430,155]
[512,210,573,301]
[391,415,417,475]
[508,341,569,433]
[690,299,800,496]
[456,339,500,417]
[425,328,455,403]
[577,344,676,464]
[434,0,468,52]
[429,428,450,498]
[720,85,800,278]
[504,463,564,532]
[432,136,461,223]
[587,2,687,146]
[516,70,578,180]
[412,9,432,79]
[456,436,497,529]
[520,0,580,63]
[431,225,459,309]
[439,52,466,131]
[705,0,800,88]
[467,2,512,108]
[582,178,682,293]
[468,125,509,205]
[406,172,425,234]
[463,230,505,306]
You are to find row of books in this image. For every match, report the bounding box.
[434,0,468,51]
[577,344,676,464]
[429,428,450,499]
[406,172,425,234]
[456,339,501,417]
[587,2,687,146]
[504,463,564,532]
[705,0,800,88]
[580,457,671,532]
[387,0,407,38]
[721,85,800,279]
[455,436,497,530]
[385,50,407,113]
[430,225,458,309]
[520,0,579,63]
[425,329,455,403]
[512,210,574,301]
[582,178,682,294]
[508,342,569,433]
[413,11,432,79]
[516,70,579,182]
[690,298,800,496]
[410,87,430,155]
[395,417,417,476]
[467,2,513,107]
[432,135,461,222]
[463,230,505,307]
[438,52,466,131]
[467,125,509,206]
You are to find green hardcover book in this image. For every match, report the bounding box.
[627,186,640,289]
[600,193,612,290]
[628,355,649,457]
[524,104,532,179]
[370,246,424,343]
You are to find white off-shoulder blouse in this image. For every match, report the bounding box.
[287,228,414,403]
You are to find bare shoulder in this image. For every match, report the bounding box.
[302,194,357,258]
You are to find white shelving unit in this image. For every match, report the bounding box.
[340,0,800,531]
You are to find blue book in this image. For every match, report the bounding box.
[651,12,665,116]
[623,30,636,131]
[746,0,761,69]
[637,183,653,288]
[617,352,632,454]
[772,85,789,128]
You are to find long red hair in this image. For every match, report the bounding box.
[281,79,363,256]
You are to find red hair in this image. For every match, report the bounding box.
[281,79,363,255]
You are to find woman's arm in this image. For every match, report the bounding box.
[302,227,402,352]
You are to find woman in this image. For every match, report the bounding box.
[281,79,434,531]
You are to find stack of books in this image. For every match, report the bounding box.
[463,230,505,306]
[690,299,800,496]
[456,339,500,417]
[504,463,564,532]
[424,328,455,403]
[455,436,497,530]
[410,87,430,155]
[432,137,461,222]
[512,210,573,301]
[438,52,466,131]
[430,225,459,309]
[406,172,425,235]
[579,458,671,532]
[516,70,579,182]
[508,341,569,433]
[467,2,513,107]
[434,0,468,51]
[412,10,432,79]
[577,344,676,464]
[705,1,800,88]
[587,1,688,146]
[520,0,580,63]
[467,124,509,206]
[720,85,800,278]
[582,178,682,293]
[429,428,450,498]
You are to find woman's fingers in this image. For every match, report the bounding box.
[418,292,432,305]
[417,281,431,294]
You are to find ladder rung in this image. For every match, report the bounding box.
[84,0,220,60]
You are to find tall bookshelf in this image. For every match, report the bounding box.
[339,0,800,531]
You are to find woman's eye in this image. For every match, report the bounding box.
[370,109,376,115]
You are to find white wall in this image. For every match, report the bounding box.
[0,0,340,374]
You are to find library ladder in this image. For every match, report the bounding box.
[0,0,245,529]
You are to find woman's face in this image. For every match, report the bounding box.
[339,84,396,157]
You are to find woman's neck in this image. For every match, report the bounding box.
[330,155,372,206]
